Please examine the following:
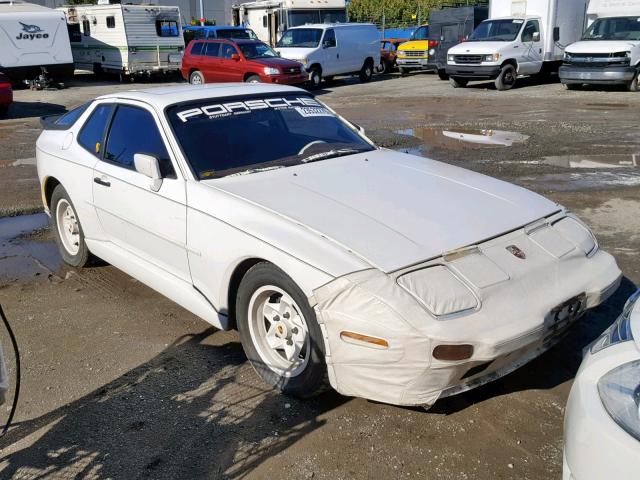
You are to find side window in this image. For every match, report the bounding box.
[190,41,204,56]
[68,23,81,42]
[82,19,91,36]
[78,104,113,157]
[442,24,459,42]
[522,20,540,42]
[104,105,175,177]
[205,42,221,57]
[156,20,179,37]
[106,16,115,28]
[55,102,91,127]
[322,29,336,48]
[221,43,238,58]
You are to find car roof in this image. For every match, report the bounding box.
[94,84,305,109]
[287,22,375,29]
[193,38,262,45]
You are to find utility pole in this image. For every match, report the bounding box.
[199,0,204,26]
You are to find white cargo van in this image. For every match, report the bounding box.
[274,23,379,88]
[446,0,589,90]
[560,0,640,91]
[58,3,184,79]
[0,0,73,82]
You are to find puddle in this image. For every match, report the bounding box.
[395,127,529,150]
[0,213,62,284]
[543,154,639,169]
[519,171,640,192]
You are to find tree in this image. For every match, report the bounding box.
[348,0,483,26]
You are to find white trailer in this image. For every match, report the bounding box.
[0,0,73,82]
[560,0,640,91]
[59,2,184,79]
[231,0,347,46]
[446,0,589,90]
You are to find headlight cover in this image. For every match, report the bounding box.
[263,66,280,75]
[447,54,455,62]
[483,53,500,62]
[591,290,639,354]
[397,265,479,318]
[597,359,640,441]
[553,214,598,257]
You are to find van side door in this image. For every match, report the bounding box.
[202,41,222,81]
[519,20,543,74]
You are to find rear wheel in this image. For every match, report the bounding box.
[437,69,449,81]
[245,74,261,83]
[51,185,90,268]
[495,64,517,91]
[189,70,205,85]
[359,60,373,82]
[236,263,327,397]
[449,76,468,88]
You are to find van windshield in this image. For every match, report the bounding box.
[276,28,323,48]
[582,16,640,41]
[468,19,523,42]
[166,94,374,179]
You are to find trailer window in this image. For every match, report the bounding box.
[320,9,346,24]
[106,16,115,28]
[82,19,90,37]
[156,20,179,37]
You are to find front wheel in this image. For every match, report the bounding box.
[399,66,408,76]
[449,76,468,88]
[437,69,449,81]
[236,262,327,397]
[189,70,205,85]
[308,67,322,89]
[563,83,582,91]
[495,64,517,91]
[628,72,639,92]
[51,185,90,267]
[245,74,261,83]
[359,61,373,82]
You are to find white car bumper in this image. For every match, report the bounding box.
[312,215,622,407]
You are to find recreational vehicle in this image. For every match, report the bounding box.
[0,0,73,82]
[59,3,185,78]
[231,0,347,45]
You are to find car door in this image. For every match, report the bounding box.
[202,41,222,81]
[219,42,244,81]
[519,20,543,74]
[320,28,339,75]
[91,101,191,283]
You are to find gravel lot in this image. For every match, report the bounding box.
[0,71,638,479]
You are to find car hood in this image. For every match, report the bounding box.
[398,40,428,51]
[566,40,639,54]
[274,47,316,61]
[206,150,559,273]
[250,57,302,69]
[449,41,512,54]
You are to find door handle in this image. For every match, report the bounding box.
[94,176,111,187]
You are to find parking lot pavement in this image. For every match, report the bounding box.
[0,72,638,479]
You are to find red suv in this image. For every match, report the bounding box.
[0,73,13,116]
[181,39,307,86]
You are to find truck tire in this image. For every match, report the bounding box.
[449,76,468,88]
[495,64,517,91]
[628,72,639,92]
[308,67,322,89]
[236,262,327,398]
[359,60,373,82]
[437,69,449,81]
[189,70,205,85]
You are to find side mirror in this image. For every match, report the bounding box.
[532,31,541,42]
[553,27,560,42]
[134,153,163,192]
[231,53,240,61]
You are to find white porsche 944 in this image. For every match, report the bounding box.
[36,84,621,407]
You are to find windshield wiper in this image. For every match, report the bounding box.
[224,165,285,177]
[300,148,362,164]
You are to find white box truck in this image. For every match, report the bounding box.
[274,23,379,88]
[0,0,74,82]
[59,2,184,80]
[560,0,640,91]
[446,0,589,90]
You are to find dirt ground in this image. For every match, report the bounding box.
[0,72,638,479]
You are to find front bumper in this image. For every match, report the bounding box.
[445,64,501,79]
[312,217,622,407]
[559,65,636,84]
[265,73,308,85]
[563,342,640,480]
[397,57,434,70]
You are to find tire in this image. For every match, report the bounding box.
[236,262,327,397]
[245,74,261,83]
[308,67,322,89]
[93,63,104,78]
[399,67,408,76]
[379,60,391,75]
[0,105,8,116]
[437,69,449,81]
[628,72,639,92]
[189,70,205,85]
[51,185,90,268]
[449,76,468,88]
[359,60,373,82]
[563,83,581,91]
[495,64,517,91]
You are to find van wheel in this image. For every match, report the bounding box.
[189,70,205,85]
[495,64,517,91]
[449,76,468,88]
[308,67,322,89]
[564,83,581,91]
[628,71,639,92]
[51,185,90,268]
[399,67,408,76]
[359,60,373,82]
[437,69,449,81]
[236,262,327,397]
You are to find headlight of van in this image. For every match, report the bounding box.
[591,290,639,354]
[263,67,280,75]
[598,359,640,441]
[483,53,500,62]
[447,54,455,62]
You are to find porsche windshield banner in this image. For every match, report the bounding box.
[176,97,333,122]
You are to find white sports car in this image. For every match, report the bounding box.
[36,84,621,407]
[563,290,640,479]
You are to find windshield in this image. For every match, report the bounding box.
[239,42,278,59]
[582,16,640,41]
[276,28,323,48]
[469,19,524,41]
[411,26,429,40]
[166,94,374,179]
[216,28,258,40]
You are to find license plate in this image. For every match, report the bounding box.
[169,54,183,63]
[545,293,587,337]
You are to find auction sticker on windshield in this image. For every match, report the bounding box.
[176,97,326,122]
